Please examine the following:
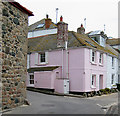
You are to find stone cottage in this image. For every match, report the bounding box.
[0,0,33,110]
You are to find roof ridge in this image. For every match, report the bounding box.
[29,18,45,27]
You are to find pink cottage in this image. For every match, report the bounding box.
[26,16,116,96]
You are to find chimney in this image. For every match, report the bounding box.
[45,14,52,29]
[77,24,85,34]
[57,16,68,47]
[60,16,63,22]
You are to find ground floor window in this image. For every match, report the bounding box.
[91,74,96,87]
[111,74,115,85]
[29,74,34,84]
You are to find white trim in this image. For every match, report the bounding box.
[38,52,48,65]
[29,73,34,86]
[27,54,30,69]
[35,53,38,65]
[91,74,96,88]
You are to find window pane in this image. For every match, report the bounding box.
[92,51,95,62]
[111,74,114,84]
[29,74,34,84]
[30,80,34,84]
[41,53,45,62]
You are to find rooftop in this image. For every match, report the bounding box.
[28,31,119,57]
[8,0,34,16]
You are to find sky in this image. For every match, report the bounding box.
[15,0,119,38]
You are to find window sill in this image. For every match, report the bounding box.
[91,86,96,89]
[99,63,103,67]
[37,62,48,65]
[90,62,97,65]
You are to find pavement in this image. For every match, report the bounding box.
[1,90,119,115]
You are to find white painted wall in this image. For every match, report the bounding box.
[100,36,105,47]
[106,55,118,89]
[28,28,57,38]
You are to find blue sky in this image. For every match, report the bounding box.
[16,0,119,38]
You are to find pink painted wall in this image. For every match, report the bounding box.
[34,71,53,89]
[84,48,107,92]
[27,47,107,93]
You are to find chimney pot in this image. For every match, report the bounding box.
[46,14,49,19]
[60,16,63,22]
[81,24,83,27]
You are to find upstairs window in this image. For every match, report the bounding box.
[112,57,114,68]
[40,53,46,63]
[92,51,95,62]
[39,52,48,64]
[99,53,103,64]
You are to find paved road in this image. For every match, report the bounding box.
[2,90,118,114]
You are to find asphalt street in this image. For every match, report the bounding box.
[2,90,118,114]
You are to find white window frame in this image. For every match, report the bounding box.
[99,53,103,64]
[92,51,95,62]
[112,57,114,68]
[39,52,48,65]
[90,49,97,65]
[91,74,96,88]
[29,73,34,85]
[111,74,115,85]
[35,53,39,65]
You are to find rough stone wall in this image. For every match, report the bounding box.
[1,1,28,110]
[0,0,2,112]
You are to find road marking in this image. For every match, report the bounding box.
[97,102,117,113]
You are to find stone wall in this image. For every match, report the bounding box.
[0,0,2,112]
[1,1,28,110]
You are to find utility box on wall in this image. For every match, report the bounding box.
[0,0,33,110]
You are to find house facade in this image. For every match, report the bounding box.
[27,17,119,95]
[0,0,33,110]
[88,31,120,89]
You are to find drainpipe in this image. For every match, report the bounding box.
[65,41,69,79]
[62,49,64,78]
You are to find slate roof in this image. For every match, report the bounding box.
[28,31,119,57]
[106,38,120,46]
[29,18,57,32]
